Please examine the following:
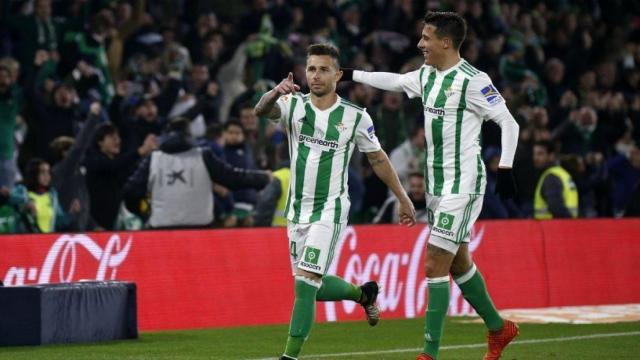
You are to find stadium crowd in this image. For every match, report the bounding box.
[1,0,639,233]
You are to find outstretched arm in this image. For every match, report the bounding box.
[366,150,416,226]
[351,69,423,98]
[254,72,300,120]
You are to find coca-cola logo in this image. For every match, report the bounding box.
[3,233,132,286]
[324,224,484,321]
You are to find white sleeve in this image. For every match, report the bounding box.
[274,95,292,124]
[353,69,423,99]
[354,111,383,153]
[490,108,520,168]
[466,73,510,121]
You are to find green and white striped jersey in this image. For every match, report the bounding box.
[275,94,381,224]
[386,59,509,195]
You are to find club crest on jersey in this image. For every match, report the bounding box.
[335,122,347,132]
[481,84,501,105]
[445,87,455,98]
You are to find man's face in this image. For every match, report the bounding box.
[35,0,51,20]
[408,175,425,200]
[306,55,341,97]
[0,70,11,93]
[54,86,74,108]
[417,24,445,67]
[136,101,158,122]
[224,125,244,145]
[38,162,51,188]
[533,145,552,169]
[240,108,257,132]
[192,66,210,87]
[99,132,121,157]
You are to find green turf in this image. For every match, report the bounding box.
[1,318,639,359]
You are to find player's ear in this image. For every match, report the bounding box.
[336,68,343,82]
[442,37,451,50]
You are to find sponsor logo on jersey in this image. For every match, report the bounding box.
[299,134,339,150]
[425,106,446,117]
[481,84,501,105]
[299,261,321,271]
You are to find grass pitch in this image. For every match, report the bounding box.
[1,318,639,359]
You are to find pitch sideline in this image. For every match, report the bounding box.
[249,330,640,360]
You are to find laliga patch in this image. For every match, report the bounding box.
[480,84,502,106]
[432,212,455,240]
[367,125,376,139]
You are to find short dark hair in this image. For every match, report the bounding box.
[423,12,467,50]
[94,122,118,146]
[408,172,424,179]
[307,43,340,68]
[23,158,47,192]
[224,119,244,131]
[534,140,555,154]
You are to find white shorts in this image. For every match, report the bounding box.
[426,194,483,254]
[287,221,346,275]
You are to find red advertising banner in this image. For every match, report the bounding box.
[1,219,639,331]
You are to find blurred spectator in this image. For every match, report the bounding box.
[373,172,428,224]
[2,0,66,75]
[32,82,82,160]
[59,12,115,104]
[17,158,80,233]
[50,102,106,231]
[0,64,20,187]
[254,142,289,227]
[608,146,640,217]
[480,146,520,219]
[124,117,270,228]
[389,123,425,188]
[371,92,410,151]
[223,119,258,226]
[533,140,578,219]
[552,106,607,156]
[85,122,157,230]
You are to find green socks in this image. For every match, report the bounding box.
[284,276,320,358]
[424,276,450,359]
[454,263,504,331]
[316,275,362,302]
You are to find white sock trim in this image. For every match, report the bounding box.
[454,263,477,285]
[281,355,298,360]
[294,275,322,289]
[427,275,450,284]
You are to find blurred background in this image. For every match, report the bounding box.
[1,0,640,234]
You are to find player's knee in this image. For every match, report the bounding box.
[294,268,322,284]
[450,261,473,277]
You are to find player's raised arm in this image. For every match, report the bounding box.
[254,72,301,120]
[342,68,423,99]
[366,150,416,227]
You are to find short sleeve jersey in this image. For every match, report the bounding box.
[276,94,381,223]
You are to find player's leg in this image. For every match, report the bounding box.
[419,194,474,359]
[450,244,503,330]
[313,223,380,325]
[282,222,323,359]
[282,221,338,359]
[421,242,455,359]
[449,196,518,360]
